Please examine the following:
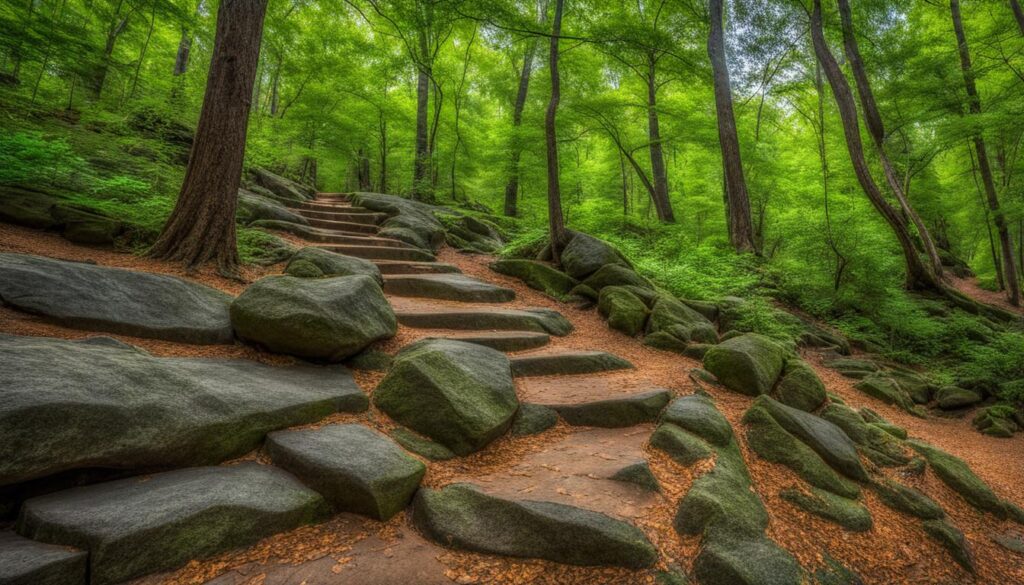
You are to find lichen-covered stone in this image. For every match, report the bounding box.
[646,296,718,345]
[284,247,382,284]
[935,386,982,410]
[560,232,632,279]
[662,394,734,447]
[869,478,944,520]
[598,286,650,336]
[923,519,974,573]
[854,375,916,413]
[551,389,670,428]
[581,264,652,292]
[390,428,456,461]
[775,359,827,412]
[489,259,578,298]
[650,423,713,465]
[703,334,788,396]
[820,404,909,466]
[780,487,872,532]
[909,441,1006,518]
[610,462,660,492]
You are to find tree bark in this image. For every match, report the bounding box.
[173,1,203,76]
[837,0,945,279]
[413,26,431,201]
[951,0,1021,305]
[811,0,941,292]
[646,51,675,223]
[1011,0,1024,35]
[545,0,567,263]
[89,1,131,99]
[708,0,756,253]
[149,0,268,275]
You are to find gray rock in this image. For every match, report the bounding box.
[394,305,573,336]
[383,273,515,303]
[935,386,982,410]
[489,259,578,298]
[662,394,734,446]
[610,462,660,492]
[0,531,86,585]
[0,185,61,229]
[248,167,315,202]
[646,296,718,345]
[231,275,396,362]
[551,389,671,428]
[560,232,632,279]
[0,334,367,487]
[0,253,233,344]
[237,189,310,225]
[390,428,457,461]
[284,247,382,284]
[869,478,944,520]
[51,204,123,245]
[651,423,713,465]
[703,334,788,396]
[509,350,633,377]
[413,483,657,568]
[581,264,652,292]
[854,374,916,412]
[374,339,519,455]
[351,193,447,251]
[923,519,974,573]
[510,403,559,436]
[16,464,328,585]
[693,536,803,585]
[266,424,425,520]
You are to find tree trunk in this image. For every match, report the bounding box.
[269,56,281,116]
[545,0,567,263]
[128,4,157,102]
[646,52,674,223]
[811,0,941,292]
[837,0,945,279]
[173,27,193,76]
[951,0,1021,305]
[149,0,268,275]
[413,27,431,201]
[503,0,547,217]
[89,10,130,99]
[708,0,756,253]
[378,112,388,192]
[1012,0,1024,35]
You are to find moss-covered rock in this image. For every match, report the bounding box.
[869,478,944,520]
[692,536,803,585]
[284,247,383,284]
[581,264,652,292]
[661,394,734,447]
[643,331,690,354]
[973,406,1019,438]
[703,334,788,396]
[755,397,868,481]
[935,386,982,410]
[819,404,909,467]
[551,389,670,428]
[646,296,719,345]
[908,441,1006,518]
[780,487,872,532]
[489,259,578,298]
[923,519,974,573]
[560,232,632,279]
[675,441,766,538]
[390,427,456,461]
[596,286,649,336]
[610,461,661,492]
[854,374,916,413]
[510,403,559,436]
[650,423,713,465]
[775,359,827,412]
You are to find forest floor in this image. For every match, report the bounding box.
[948,275,1024,316]
[2,220,1024,584]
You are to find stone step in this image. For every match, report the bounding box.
[316,192,350,200]
[315,245,436,262]
[390,298,573,336]
[0,531,86,585]
[16,464,329,585]
[303,217,379,234]
[383,274,515,303]
[509,350,634,377]
[298,208,385,223]
[521,374,672,427]
[301,231,415,249]
[424,331,551,352]
[374,261,461,275]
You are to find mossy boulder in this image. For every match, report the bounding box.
[284,247,383,284]
[390,428,456,461]
[510,403,559,436]
[237,189,309,226]
[581,264,652,292]
[775,359,827,412]
[908,441,1006,518]
[650,423,713,466]
[550,389,670,428]
[598,286,650,336]
[674,441,766,538]
[819,404,909,466]
[973,406,1019,438]
[489,259,578,298]
[0,185,61,229]
[755,397,867,481]
[923,519,974,573]
[935,386,982,410]
[869,478,944,520]
[661,394,734,447]
[692,536,803,585]
[231,275,396,362]
[643,331,690,354]
[646,296,718,345]
[854,374,916,413]
[51,204,124,245]
[610,462,660,492]
[780,487,872,532]
[560,232,632,279]
[373,339,518,455]
[703,334,788,396]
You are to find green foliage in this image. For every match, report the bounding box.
[0,131,88,186]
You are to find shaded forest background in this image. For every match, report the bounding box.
[0,0,1022,391]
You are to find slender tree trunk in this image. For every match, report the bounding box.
[811,0,940,292]
[89,0,130,99]
[708,0,756,253]
[173,0,203,76]
[967,142,1006,289]
[413,27,431,201]
[646,52,675,223]
[545,0,567,263]
[378,112,388,192]
[951,0,1021,305]
[837,0,944,278]
[128,4,157,102]
[1011,0,1024,35]
[149,0,268,275]
[269,56,281,116]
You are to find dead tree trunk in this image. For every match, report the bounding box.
[545,0,567,263]
[811,0,941,292]
[504,0,548,217]
[837,0,944,279]
[951,0,1021,305]
[149,0,268,276]
[646,51,675,223]
[708,0,756,253]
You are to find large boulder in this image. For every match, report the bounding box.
[50,204,123,245]
[597,286,649,337]
[581,264,652,292]
[490,259,578,298]
[0,530,86,585]
[935,386,982,410]
[646,295,718,345]
[413,483,657,569]
[661,394,734,447]
[703,334,788,396]
[351,193,447,251]
[236,189,309,226]
[266,424,425,520]
[373,339,519,455]
[774,359,827,412]
[247,167,315,202]
[560,232,632,280]
[16,464,328,585]
[0,253,233,344]
[283,247,382,284]
[231,275,396,361]
[0,185,61,229]
[0,334,367,487]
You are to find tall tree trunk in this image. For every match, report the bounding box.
[1011,0,1024,35]
[708,0,756,253]
[269,56,281,116]
[646,51,674,223]
[810,0,940,292]
[951,0,1021,305]
[378,112,388,192]
[503,0,548,217]
[173,0,203,76]
[149,0,268,275]
[837,0,945,279]
[89,0,130,99]
[128,4,157,102]
[413,27,431,201]
[545,0,567,263]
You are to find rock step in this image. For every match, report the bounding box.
[297,201,371,212]
[424,330,551,352]
[390,299,573,336]
[300,231,416,249]
[16,464,329,585]
[315,244,436,262]
[302,217,380,234]
[0,530,86,585]
[509,350,634,377]
[383,274,515,303]
[523,378,672,428]
[375,261,461,275]
[298,208,385,222]
[316,192,350,200]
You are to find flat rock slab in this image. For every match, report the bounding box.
[391,298,573,336]
[374,260,462,275]
[413,483,657,569]
[510,350,633,377]
[316,244,436,262]
[0,531,86,585]
[550,389,672,428]
[383,274,515,303]
[266,424,425,520]
[0,334,367,486]
[302,217,379,234]
[17,464,328,585]
[0,253,233,344]
[425,330,550,352]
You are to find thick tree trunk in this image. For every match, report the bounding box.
[708,0,756,253]
[413,27,431,201]
[149,0,268,275]
[811,0,941,292]
[951,0,1021,305]
[1012,0,1024,35]
[837,0,945,279]
[503,0,547,217]
[646,52,675,223]
[545,0,567,263]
